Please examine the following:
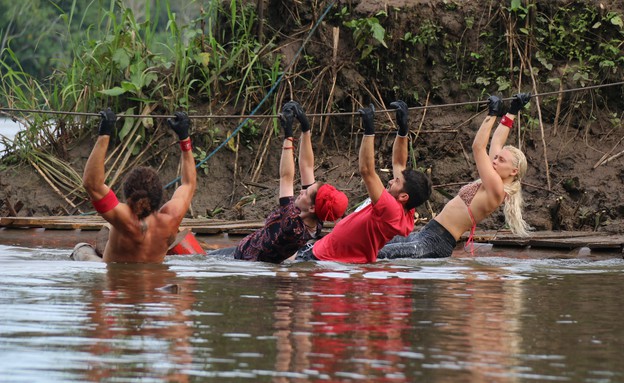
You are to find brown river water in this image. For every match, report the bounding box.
[0,237,623,383]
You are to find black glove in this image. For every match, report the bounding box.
[167,111,190,141]
[390,100,409,136]
[280,103,296,139]
[487,95,504,117]
[98,108,116,136]
[508,92,531,115]
[358,104,375,135]
[285,100,310,133]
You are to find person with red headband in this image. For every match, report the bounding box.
[296,100,432,263]
[208,101,348,263]
[71,109,197,263]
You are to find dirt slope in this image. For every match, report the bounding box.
[2,0,624,236]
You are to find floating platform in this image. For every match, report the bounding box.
[0,216,623,253]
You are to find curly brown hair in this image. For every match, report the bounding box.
[122,167,163,219]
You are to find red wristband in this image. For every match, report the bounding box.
[501,115,514,128]
[180,139,192,152]
[92,189,119,214]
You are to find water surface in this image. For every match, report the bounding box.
[1,244,623,382]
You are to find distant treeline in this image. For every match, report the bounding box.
[0,0,197,79]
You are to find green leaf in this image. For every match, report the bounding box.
[535,51,553,70]
[476,77,490,86]
[99,87,126,96]
[510,0,522,11]
[197,52,211,67]
[143,72,157,88]
[599,60,615,68]
[112,49,130,69]
[611,15,623,28]
[121,81,139,92]
[119,116,134,141]
[371,23,388,47]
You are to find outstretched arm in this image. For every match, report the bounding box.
[278,103,296,198]
[160,112,197,224]
[299,131,314,186]
[83,109,116,201]
[390,100,410,178]
[293,103,315,187]
[359,105,385,204]
[473,96,504,202]
[83,109,135,229]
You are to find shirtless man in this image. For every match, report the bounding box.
[71,109,196,263]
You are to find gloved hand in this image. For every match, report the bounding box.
[98,108,116,136]
[487,95,504,117]
[508,93,531,115]
[358,104,376,135]
[167,111,191,141]
[285,100,310,133]
[280,103,296,139]
[390,100,409,136]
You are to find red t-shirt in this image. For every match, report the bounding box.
[312,190,415,263]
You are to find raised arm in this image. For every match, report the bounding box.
[473,96,505,202]
[278,103,296,198]
[292,102,315,187]
[82,109,135,228]
[160,112,197,224]
[83,109,116,201]
[358,105,385,204]
[490,93,531,158]
[390,100,409,178]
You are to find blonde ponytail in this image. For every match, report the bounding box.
[502,146,529,236]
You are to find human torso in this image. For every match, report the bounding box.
[313,190,415,263]
[234,197,321,263]
[435,181,501,240]
[103,212,177,263]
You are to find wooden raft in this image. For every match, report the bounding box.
[1,216,623,252]
[0,216,266,235]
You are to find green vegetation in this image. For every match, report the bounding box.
[0,0,282,204]
[335,1,622,115]
[1,1,623,203]
[343,9,388,61]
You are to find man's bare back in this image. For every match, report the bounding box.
[73,109,196,263]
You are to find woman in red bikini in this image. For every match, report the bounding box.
[378,93,531,259]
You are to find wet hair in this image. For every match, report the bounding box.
[401,169,432,211]
[122,167,163,219]
[501,145,530,236]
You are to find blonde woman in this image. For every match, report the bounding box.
[378,93,531,259]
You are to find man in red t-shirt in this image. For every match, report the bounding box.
[297,101,432,263]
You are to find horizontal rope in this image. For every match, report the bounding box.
[1,80,622,120]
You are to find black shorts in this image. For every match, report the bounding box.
[294,242,319,262]
[377,220,456,259]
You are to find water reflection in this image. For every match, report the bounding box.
[308,273,414,382]
[264,266,527,382]
[81,263,195,383]
[1,247,624,382]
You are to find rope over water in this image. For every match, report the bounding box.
[1,80,623,119]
